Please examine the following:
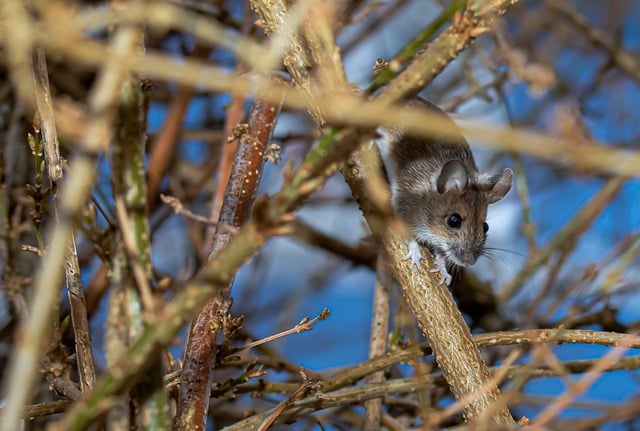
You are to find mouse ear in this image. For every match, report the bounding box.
[437,160,468,194]
[484,168,513,203]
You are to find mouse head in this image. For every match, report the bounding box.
[401,161,513,267]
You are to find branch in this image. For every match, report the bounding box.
[220,353,640,430]
[364,254,392,430]
[33,46,96,394]
[173,73,286,430]
[18,21,640,177]
[109,26,170,428]
[548,1,640,86]
[1,19,140,431]
[500,177,625,300]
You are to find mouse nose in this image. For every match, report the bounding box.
[456,249,477,267]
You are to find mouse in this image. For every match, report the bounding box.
[374,98,513,285]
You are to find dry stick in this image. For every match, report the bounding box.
[530,338,635,430]
[328,328,640,393]
[257,372,313,431]
[33,48,97,393]
[220,354,640,431]
[20,401,72,419]
[383,233,512,423]
[285,218,377,268]
[170,311,331,394]
[104,238,134,430]
[203,92,244,257]
[381,413,407,431]
[199,329,640,406]
[163,310,330,391]
[23,23,640,178]
[201,0,256,252]
[111,43,171,429]
[364,253,392,431]
[500,177,626,301]
[147,85,195,204]
[219,376,441,431]
[173,74,286,431]
[0,16,140,431]
[160,194,238,232]
[474,329,640,348]
[429,349,522,427]
[523,177,625,321]
[548,1,640,86]
[0,0,36,106]
[237,308,330,353]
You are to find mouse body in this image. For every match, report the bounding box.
[375,98,513,285]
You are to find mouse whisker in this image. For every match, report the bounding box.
[483,247,541,264]
[480,248,522,268]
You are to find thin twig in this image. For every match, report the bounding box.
[146,85,196,205]
[160,194,239,233]
[257,369,314,431]
[236,308,330,353]
[548,1,640,86]
[364,253,391,431]
[14,24,640,177]
[500,177,625,300]
[530,335,636,430]
[33,46,96,393]
[203,88,245,256]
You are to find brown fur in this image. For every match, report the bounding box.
[377,98,512,268]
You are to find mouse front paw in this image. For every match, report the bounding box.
[403,240,425,271]
[429,254,452,285]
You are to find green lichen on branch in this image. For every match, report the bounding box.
[109,43,170,430]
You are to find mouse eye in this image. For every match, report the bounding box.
[483,222,489,233]
[447,213,462,229]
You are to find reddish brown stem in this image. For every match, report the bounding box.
[174,75,285,430]
[146,85,195,205]
[202,92,245,258]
